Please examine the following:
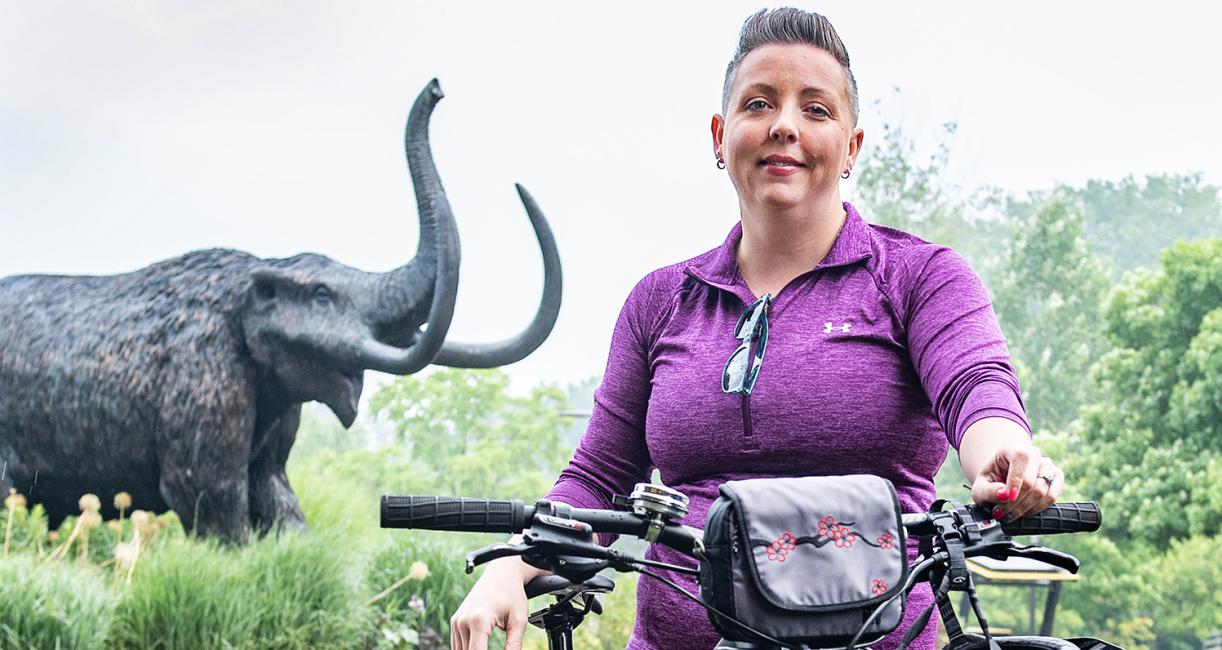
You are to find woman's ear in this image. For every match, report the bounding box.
[846,127,864,170]
[711,114,726,160]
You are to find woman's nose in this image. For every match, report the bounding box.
[768,109,799,142]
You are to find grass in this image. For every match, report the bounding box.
[0,459,499,649]
[109,529,372,649]
[0,446,640,649]
[108,539,256,649]
[0,554,114,650]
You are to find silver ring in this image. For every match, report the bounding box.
[1038,473,1056,487]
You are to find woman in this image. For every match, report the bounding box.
[451,8,1064,650]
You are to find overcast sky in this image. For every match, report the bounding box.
[3,2,1221,393]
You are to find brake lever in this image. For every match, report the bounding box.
[465,541,529,573]
[1008,544,1082,574]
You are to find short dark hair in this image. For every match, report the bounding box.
[721,8,859,126]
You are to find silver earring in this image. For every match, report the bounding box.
[717,158,726,170]
[841,167,851,179]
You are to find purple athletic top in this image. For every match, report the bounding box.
[547,203,1028,650]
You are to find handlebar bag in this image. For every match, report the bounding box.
[699,475,908,648]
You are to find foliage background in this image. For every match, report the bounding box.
[1,113,1218,648]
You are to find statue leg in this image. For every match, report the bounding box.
[157,422,253,545]
[0,439,14,497]
[249,407,306,537]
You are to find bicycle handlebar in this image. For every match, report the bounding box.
[900,501,1102,537]
[381,495,527,533]
[381,494,1101,543]
[997,501,1102,535]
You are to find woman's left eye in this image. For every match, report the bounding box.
[806,106,830,117]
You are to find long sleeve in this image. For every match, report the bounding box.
[901,247,1030,450]
[545,275,665,512]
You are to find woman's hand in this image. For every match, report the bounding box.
[958,417,1065,521]
[450,556,537,650]
[968,443,1065,520]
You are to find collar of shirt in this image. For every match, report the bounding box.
[683,201,874,298]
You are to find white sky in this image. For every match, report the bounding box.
[3,2,1221,392]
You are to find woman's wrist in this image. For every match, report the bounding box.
[485,555,543,580]
[484,534,549,583]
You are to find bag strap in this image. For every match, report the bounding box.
[924,500,975,647]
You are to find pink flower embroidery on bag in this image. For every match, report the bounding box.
[817,515,838,538]
[817,515,858,549]
[876,532,895,549]
[872,578,888,595]
[766,541,789,562]
[832,528,857,548]
[766,531,798,561]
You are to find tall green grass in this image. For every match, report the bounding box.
[107,539,255,649]
[243,529,372,648]
[0,555,114,650]
[108,525,372,649]
[0,442,610,649]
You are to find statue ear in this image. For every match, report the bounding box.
[249,268,295,304]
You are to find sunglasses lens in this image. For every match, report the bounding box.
[734,308,754,339]
[722,344,749,392]
[735,299,765,338]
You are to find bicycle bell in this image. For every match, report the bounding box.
[628,483,690,542]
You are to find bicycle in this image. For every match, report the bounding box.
[380,482,1120,650]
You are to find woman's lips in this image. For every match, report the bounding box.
[760,157,805,175]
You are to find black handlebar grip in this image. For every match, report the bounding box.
[1001,501,1101,536]
[380,495,526,533]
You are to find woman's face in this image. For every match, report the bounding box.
[712,44,863,214]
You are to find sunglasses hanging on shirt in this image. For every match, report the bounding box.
[721,293,772,395]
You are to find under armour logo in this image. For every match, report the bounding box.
[823,322,851,334]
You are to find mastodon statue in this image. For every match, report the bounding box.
[0,80,562,544]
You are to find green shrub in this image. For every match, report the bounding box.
[289,451,383,542]
[0,555,114,650]
[367,530,485,647]
[2,502,49,557]
[110,529,370,649]
[53,514,120,565]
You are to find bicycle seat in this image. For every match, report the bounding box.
[525,574,615,633]
[525,574,615,601]
[990,636,1081,650]
[1064,638,1123,650]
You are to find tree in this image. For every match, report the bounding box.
[992,197,1111,432]
[1007,174,1221,278]
[1144,534,1222,644]
[369,368,571,500]
[559,375,600,448]
[1072,239,1222,549]
[852,118,961,235]
[852,110,1014,281]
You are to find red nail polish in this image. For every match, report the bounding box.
[1009,488,1020,500]
[992,508,1005,520]
[995,488,1009,500]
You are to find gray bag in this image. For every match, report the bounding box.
[699,475,908,648]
